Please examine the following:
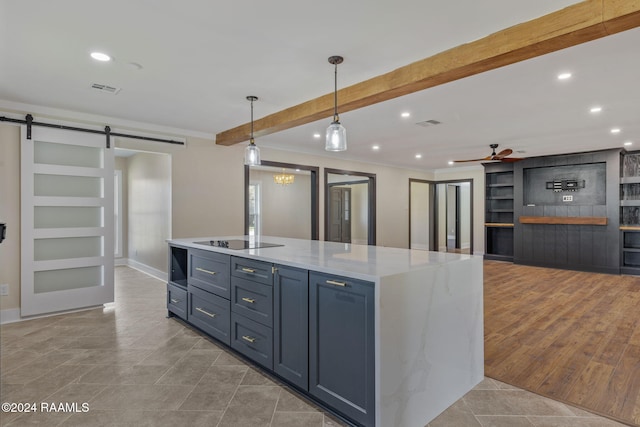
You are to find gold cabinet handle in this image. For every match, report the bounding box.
[241,297,256,304]
[242,335,256,343]
[241,267,255,273]
[326,280,347,287]
[195,307,217,318]
[170,298,180,304]
[196,267,216,275]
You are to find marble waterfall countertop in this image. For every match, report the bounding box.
[169,235,484,427]
[168,235,476,281]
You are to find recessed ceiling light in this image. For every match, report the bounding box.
[401,112,410,118]
[448,161,454,165]
[372,145,380,151]
[611,128,621,134]
[90,52,111,62]
[590,106,602,113]
[415,154,422,159]
[313,133,321,139]
[624,141,633,146]
[557,72,572,80]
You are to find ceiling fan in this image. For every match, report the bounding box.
[453,144,523,163]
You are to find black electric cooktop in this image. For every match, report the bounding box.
[195,239,284,250]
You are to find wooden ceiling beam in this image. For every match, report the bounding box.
[216,0,640,146]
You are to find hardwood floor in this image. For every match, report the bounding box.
[484,261,640,427]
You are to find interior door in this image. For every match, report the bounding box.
[21,126,114,316]
[328,187,351,243]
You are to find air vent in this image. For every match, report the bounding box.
[90,83,121,94]
[415,119,441,127]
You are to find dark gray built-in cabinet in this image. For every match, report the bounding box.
[620,151,640,274]
[167,244,376,426]
[484,163,514,261]
[484,148,626,274]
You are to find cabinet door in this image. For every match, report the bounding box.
[309,272,375,427]
[274,265,308,390]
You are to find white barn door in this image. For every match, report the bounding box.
[21,126,114,317]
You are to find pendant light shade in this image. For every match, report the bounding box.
[244,95,261,166]
[325,121,347,152]
[325,56,347,152]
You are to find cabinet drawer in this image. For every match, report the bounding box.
[231,276,273,327]
[188,249,231,299]
[231,313,273,370]
[231,256,273,285]
[167,283,187,320]
[188,285,231,345]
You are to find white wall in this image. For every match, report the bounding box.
[127,152,171,273]
[0,124,21,313]
[410,181,430,250]
[114,157,129,259]
[350,183,368,245]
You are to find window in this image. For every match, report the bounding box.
[248,182,261,236]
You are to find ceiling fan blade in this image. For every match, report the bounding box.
[500,157,524,162]
[492,148,513,159]
[453,156,492,163]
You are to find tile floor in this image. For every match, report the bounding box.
[0,266,629,427]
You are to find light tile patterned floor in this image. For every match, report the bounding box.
[0,267,629,427]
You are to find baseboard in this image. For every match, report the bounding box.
[0,308,21,325]
[410,244,429,251]
[125,258,167,282]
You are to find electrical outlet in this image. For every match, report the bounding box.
[562,195,573,202]
[0,284,8,296]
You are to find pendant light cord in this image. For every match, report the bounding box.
[250,98,254,143]
[333,62,339,122]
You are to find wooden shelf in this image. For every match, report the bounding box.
[488,209,514,213]
[620,226,640,231]
[485,223,514,228]
[620,200,640,206]
[487,196,514,200]
[519,216,608,225]
[620,176,640,184]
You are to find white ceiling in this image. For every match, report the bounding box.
[1,0,638,171]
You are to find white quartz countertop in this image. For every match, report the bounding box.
[169,236,478,281]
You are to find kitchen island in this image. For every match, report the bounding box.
[166,236,483,427]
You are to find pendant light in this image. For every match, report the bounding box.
[325,56,347,152]
[244,95,261,166]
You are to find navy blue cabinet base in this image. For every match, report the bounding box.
[166,244,376,427]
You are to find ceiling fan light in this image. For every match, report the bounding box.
[325,121,347,151]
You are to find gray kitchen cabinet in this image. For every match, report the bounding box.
[309,271,375,427]
[274,265,309,390]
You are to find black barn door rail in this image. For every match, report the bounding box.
[0,114,186,148]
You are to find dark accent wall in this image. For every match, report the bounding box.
[513,149,621,274]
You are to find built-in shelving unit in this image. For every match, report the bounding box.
[484,163,514,261]
[620,152,640,274]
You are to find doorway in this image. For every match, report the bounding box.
[409,178,472,253]
[325,169,376,245]
[245,160,319,240]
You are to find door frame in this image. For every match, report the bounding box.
[408,178,473,253]
[324,168,376,245]
[244,160,320,240]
